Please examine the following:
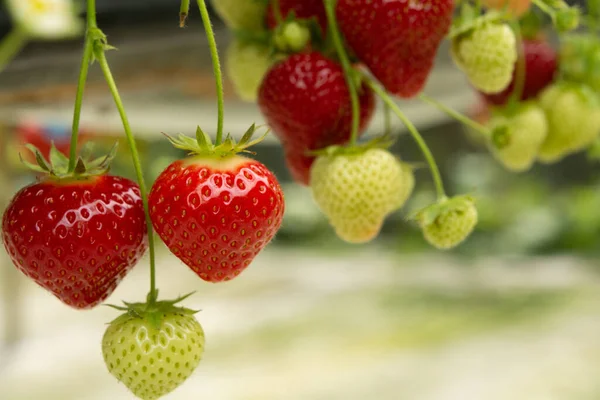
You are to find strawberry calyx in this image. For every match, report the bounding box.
[308,134,395,158]
[106,292,199,330]
[408,194,476,225]
[20,141,118,180]
[448,3,508,40]
[165,124,269,158]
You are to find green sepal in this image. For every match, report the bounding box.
[308,133,396,157]
[407,194,476,225]
[165,124,269,158]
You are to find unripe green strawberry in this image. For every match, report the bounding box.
[452,23,518,94]
[538,81,600,163]
[396,162,416,209]
[102,298,205,400]
[414,196,478,250]
[560,33,600,93]
[487,102,548,172]
[210,0,267,31]
[226,39,274,102]
[310,148,409,244]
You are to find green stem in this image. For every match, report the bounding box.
[87,0,98,28]
[532,0,555,19]
[383,103,392,137]
[0,29,27,74]
[272,0,284,24]
[418,94,491,138]
[323,0,360,145]
[366,79,446,200]
[95,49,158,303]
[197,0,225,145]
[67,38,94,172]
[507,21,526,108]
[180,0,191,27]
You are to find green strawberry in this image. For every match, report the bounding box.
[210,0,267,31]
[559,33,600,93]
[538,81,600,163]
[102,297,205,400]
[310,148,410,244]
[414,195,478,250]
[487,102,548,172]
[452,23,518,94]
[226,39,274,102]
[397,162,416,209]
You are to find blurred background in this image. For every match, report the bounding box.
[2,1,600,399]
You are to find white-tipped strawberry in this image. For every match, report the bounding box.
[452,23,518,94]
[226,39,274,102]
[487,102,548,172]
[310,148,411,244]
[413,195,478,250]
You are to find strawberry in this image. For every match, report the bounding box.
[537,81,600,163]
[148,128,285,283]
[210,0,268,31]
[397,162,416,209]
[414,195,478,250]
[560,33,600,93]
[102,297,205,400]
[452,23,518,94]
[336,0,454,98]
[1,146,147,309]
[487,102,548,172]
[258,52,375,185]
[481,0,532,17]
[226,39,274,102]
[310,148,410,244]
[266,0,327,33]
[482,38,558,106]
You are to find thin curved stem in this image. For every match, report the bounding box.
[180,0,191,27]
[67,38,94,172]
[418,94,491,138]
[197,0,225,145]
[95,49,158,302]
[323,0,361,145]
[0,29,27,74]
[366,79,447,200]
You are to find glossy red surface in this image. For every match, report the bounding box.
[1,176,148,309]
[336,0,454,99]
[266,0,328,33]
[148,157,285,283]
[258,52,375,185]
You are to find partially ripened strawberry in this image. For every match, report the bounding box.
[482,38,558,106]
[102,297,205,400]
[1,146,147,309]
[487,102,548,172]
[266,0,327,33]
[414,195,478,250]
[452,22,518,94]
[258,52,375,185]
[148,127,285,283]
[336,0,454,98]
[310,148,410,244]
[538,81,600,163]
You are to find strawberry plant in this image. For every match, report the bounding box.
[0,0,598,398]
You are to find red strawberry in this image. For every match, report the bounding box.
[149,149,285,283]
[336,0,454,98]
[266,0,327,32]
[258,52,375,185]
[2,175,148,309]
[482,38,558,106]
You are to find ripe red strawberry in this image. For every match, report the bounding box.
[266,0,327,32]
[336,0,454,98]
[2,172,147,309]
[149,130,285,283]
[258,52,375,185]
[482,38,558,106]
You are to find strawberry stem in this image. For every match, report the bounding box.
[93,47,158,303]
[180,0,190,27]
[323,0,361,145]
[272,0,285,25]
[67,37,94,172]
[0,28,27,74]
[418,94,491,138]
[196,0,225,146]
[365,78,447,200]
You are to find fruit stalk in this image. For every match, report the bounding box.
[418,94,491,138]
[181,0,191,27]
[365,78,447,200]
[272,0,284,24]
[94,49,158,302]
[67,38,94,172]
[196,0,225,145]
[0,28,27,74]
[323,0,361,145]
